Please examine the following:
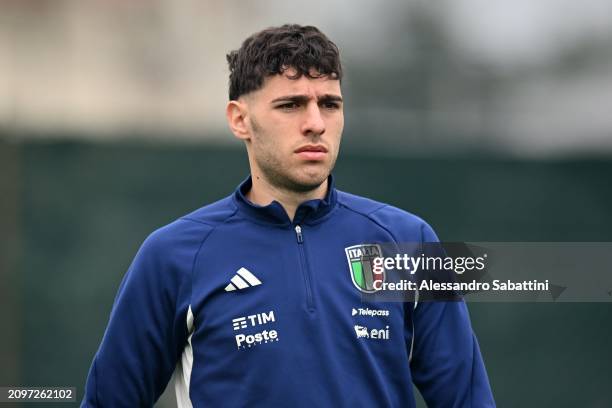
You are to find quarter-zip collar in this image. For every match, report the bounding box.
[233,175,338,226]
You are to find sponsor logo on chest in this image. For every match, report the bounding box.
[232,310,279,350]
[354,324,390,340]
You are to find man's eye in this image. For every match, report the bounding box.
[322,102,340,110]
[278,102,299,110]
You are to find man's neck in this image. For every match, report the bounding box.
[246,175,329,221]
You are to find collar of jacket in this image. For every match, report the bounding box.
[233,175,338,226]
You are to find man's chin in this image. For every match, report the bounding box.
[286,172,329,193]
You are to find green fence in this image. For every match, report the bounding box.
[2,140,611,406]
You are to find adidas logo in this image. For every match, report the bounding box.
[224,267,262,292]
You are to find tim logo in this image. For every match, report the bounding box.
[232,310,279,350]
[232,311,275,331]
[354,324,390,340]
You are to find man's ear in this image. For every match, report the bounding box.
[226,99,250,141]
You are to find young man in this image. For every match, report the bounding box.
[82,24,495,407]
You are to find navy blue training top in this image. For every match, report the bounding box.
[82,175,495,407]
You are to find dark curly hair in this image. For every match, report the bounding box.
[226,24,343,101]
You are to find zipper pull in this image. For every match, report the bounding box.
[294,225,304,243]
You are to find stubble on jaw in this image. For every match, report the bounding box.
[248,113,330,194]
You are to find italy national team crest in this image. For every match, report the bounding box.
[345,244,384,293]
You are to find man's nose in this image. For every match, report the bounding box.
[301,103,326,136]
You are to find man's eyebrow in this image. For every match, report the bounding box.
[318,94,343,103]
[270,94,343,104]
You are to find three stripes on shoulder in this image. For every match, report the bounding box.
[225,267,262,292]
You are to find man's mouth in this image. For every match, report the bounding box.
[295,145,328,160]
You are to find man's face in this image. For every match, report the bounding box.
[241,68,344,192]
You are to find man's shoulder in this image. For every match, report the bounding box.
[180,195,238,227]
[336,190,425,225]
[142,195,237,254]
[336,190,438,241]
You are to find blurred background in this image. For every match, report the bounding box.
[1,0,611,406]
